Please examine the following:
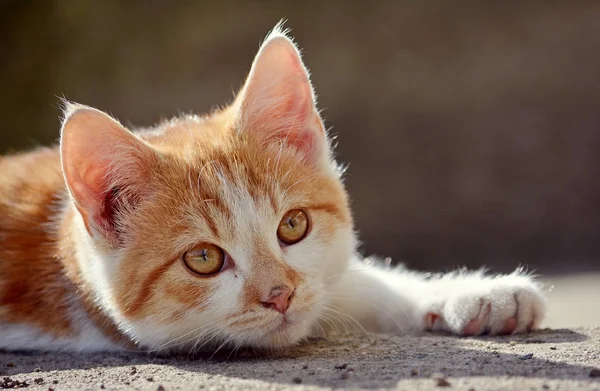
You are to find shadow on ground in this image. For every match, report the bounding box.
[0,328,598,390]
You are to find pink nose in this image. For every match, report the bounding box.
[262,286,294,314]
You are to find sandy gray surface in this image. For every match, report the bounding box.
[0,274,599,391]
[543,273,600,328]
[0,328,598,391]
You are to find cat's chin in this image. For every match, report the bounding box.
[233,313,315,351]
[249,325,310,350]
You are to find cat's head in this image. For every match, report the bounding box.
[60,25,356,351]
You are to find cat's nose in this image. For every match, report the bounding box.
[261,285,294,314]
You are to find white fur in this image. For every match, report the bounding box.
[0,293,122,352]
[326,259,547,336]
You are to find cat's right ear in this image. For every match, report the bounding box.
[60,104,157,247]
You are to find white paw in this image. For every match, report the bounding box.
[425,272,546,336]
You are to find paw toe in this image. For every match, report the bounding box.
[462,318,483,336]
[511,287,546,333]
[460,301,491,336]
[437,272,546,337]
[425,312,441,330]
[499,316,518,334]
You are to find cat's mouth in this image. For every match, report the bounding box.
[264,311,303,337]
[277,315,293,330]
[227,307,316,349]
[269,314,292,332]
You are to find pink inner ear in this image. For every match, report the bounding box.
[269,128,316,156]
[236,35,328,164]
[72,164,108,208]
[61,106,152,246]
[65,153,123,244]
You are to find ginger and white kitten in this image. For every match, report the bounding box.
[0,25,546,353]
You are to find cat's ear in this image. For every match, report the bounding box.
[233,25,329,166]
[60,103,157,247]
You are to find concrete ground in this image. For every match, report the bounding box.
[1,274,599,391]
[543,273,599,329]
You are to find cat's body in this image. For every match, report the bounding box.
[0,25,546,353]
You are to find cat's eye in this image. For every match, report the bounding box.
[277,209,309,245]
[183,243,225,276]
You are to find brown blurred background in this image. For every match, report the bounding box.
[2,1,600,275]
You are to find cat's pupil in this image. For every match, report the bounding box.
[200,249,208,261]
[287,217,295,228]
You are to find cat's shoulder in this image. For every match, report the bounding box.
[0,146,63,201]
[0,146,60,171]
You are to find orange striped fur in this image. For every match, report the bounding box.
[0,24,356,352]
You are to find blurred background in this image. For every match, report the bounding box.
[2,1,600,311]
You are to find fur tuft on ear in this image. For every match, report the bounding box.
[233,22,330,166]
[60,103,157,246]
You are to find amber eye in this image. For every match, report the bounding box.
[183,243,225,276]
[277,209,309,245]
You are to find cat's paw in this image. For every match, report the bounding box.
[426,273,546,336]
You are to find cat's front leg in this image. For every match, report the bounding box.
[326,257,432,335]
[327,259,547,337]
[423,269,547,336]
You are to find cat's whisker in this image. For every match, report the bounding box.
[184,331,218,357]
[318,313,343,335]
[325,294,409,336]
[209,334,237,360]
[320,305,356,335]
[187,326,223,356]
[149,322,221,353]
[327,310,361,338]
[226,337,247,361]
[322,310,352,336]
[147,316,224,352]
[314,319,327,337]
[322,304,371,339]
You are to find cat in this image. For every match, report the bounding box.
[0,23,546,353]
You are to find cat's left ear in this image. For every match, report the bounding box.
[233,25,330,166]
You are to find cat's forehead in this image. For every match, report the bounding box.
[126,108,349,248]
[135,108,322,198]
[137,109,236,156]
